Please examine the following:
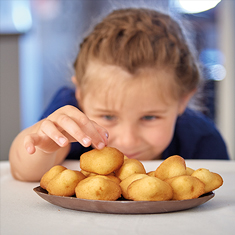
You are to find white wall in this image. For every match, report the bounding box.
[0,34,21,160]
[217,0,235,160]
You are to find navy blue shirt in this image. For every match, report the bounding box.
[41,87,229,160]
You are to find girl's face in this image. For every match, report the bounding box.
[76,62,192,160]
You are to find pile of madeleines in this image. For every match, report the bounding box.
[40,147,223,201]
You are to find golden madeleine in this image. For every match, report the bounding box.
[40,165,67,190]
[191,168,223,193]
[115,159,146,181]
[165,175,205,200]
[127,176,173,201]
[80,147,124,175]
[46,169,85,196]
[120,173,148,199]
[80,169,97,177]
[74,170,86,181]
[147,171,156,177]
[155,155,186,180]
[186,167,195,176]
[75,176,121,201]
[92,174,121,185]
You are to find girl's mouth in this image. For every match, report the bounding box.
[124,152,141,159]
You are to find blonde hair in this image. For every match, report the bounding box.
[74,8,202,100]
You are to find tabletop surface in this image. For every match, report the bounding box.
[1,159,235,235]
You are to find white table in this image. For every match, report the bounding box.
[1,160,235,235]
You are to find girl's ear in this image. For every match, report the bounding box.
[71,76,78,86]
[178,89,197,115]
[71,76,81,102]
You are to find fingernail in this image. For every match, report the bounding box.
[97,142,105,149]
[59,137,66,145]
[27,146,32,153]
[82,137,91,145]
[105,132,109,139]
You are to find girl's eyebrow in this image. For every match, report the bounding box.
[140,109,168,114]
[93,108,116,113]
[94,107,168,113]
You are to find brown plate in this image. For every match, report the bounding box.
[33,186,215,214]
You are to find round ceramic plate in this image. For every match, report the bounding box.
[34,186,215,214]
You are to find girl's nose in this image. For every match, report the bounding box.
[115,124,139,148]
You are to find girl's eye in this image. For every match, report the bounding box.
[141,115,157,121]
[102,115,116,121]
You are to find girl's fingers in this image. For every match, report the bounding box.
[54,112,106,149]
[91,121,109,146]
[32,106,108,151]
[39,119,69,147]
[72,115,108,149]
[42,117,92,148]
[24,133,40,154]
[24,120,70,154]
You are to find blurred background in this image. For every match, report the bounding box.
[0,0,234,160]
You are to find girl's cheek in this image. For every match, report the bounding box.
[145,126,173,145]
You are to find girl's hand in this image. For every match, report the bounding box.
[24,105,108,154]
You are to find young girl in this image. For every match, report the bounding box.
[9,8,229,182]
